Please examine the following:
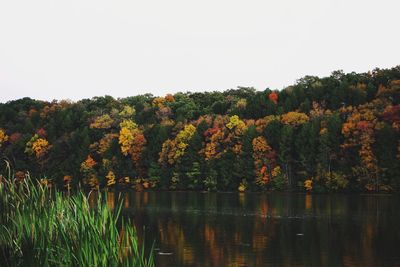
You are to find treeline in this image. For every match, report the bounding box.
[1,66,400,192]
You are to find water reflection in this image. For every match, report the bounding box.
[102,192,400,266]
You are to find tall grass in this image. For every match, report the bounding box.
[0,172,154,266]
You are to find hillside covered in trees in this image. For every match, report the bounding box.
[1,66,400,192]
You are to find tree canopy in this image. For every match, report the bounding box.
[1,66,400,192]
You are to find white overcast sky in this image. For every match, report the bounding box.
[0,0,399,102]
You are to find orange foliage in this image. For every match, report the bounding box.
[341,102,381,188]
[159,124,196,165]
[203,116,248,160]
[119,120,146,167]
[252,137,277,187]
[255,115,279,133]
[130,133,146,162]
[80,155,99,189]
[165,94,175,102]
[25,134,51,158]
[304,179,313,191]
[204,129,225,160]
[91,133,119,154]
[15,171,25,183]
[63,175,72,191]
[81,155,97,170]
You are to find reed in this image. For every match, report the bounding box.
[0,171,154,267]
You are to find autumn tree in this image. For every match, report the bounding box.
[252,136,277,188]
[118,119,146,174]
[25,134,51,162]
[80,155,99,189]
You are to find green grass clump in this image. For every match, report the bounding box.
[0,172,154,267]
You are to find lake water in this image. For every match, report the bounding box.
[105,191,400,267]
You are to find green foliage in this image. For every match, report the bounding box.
[148,162,162,187]
[270,171,287,191]
[204,169,218,191]
[186,162,202,189]
[0,66,400,192]
[325,172,349,191]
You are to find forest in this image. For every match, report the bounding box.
[1,66,400,193]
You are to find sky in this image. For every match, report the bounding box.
[0,0,399,103]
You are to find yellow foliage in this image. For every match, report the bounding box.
[281,112,309,126]
[32,138,50,158]
[238,183,246,192]
[25,135,51,158]
[0,129,8,147]
[204,142,217,161]
[226,115,246,133]
[252,136,276,187]
[160,118,175,126]
[341,103,380,181]
[177,125,196,143]
[236,99,247,109]
[40,178,51,188]
[159,124,197,165]
[106,171,116,187]
[304,179,313,191]
[119,127,134,156]
[119,119,138,131]
[271,166,281,177]
[118,119,146,166]
[152,97,166,107]
[90,114,114,129]
[119,105,135,118]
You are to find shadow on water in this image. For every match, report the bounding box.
[96,191,400,267]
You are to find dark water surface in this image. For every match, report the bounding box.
[106,191,400,267]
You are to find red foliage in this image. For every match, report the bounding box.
[9,133,22,143]
[130,133,146,162]
[37,128,47,137]
[356,121,372,130]
[203,127,220,137]
[268,92,278,104]
[260,166,267,174]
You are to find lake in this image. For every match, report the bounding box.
[103,191,400,267]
